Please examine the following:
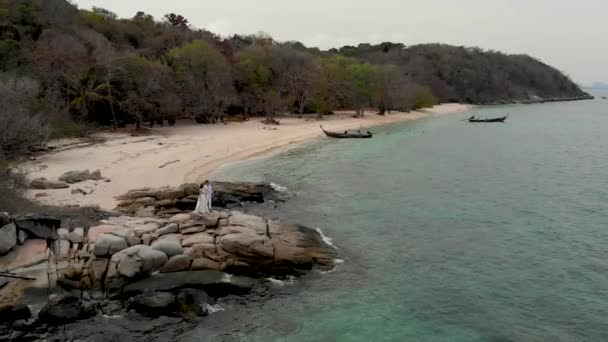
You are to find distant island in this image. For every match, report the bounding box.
[584,82,608,89]
[0,0,592,160]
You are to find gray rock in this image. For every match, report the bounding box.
[137,245,169,273]
[268,220,337,268]
[191,257,224,271]
[135,206,155,218]
[182,232,214,247]
[0,212,10,227]
[157,223,178,236]
[94,234,128,257]
[151,238,183,257]
[58,169,102,184]
[127,292,175,317]
[14,214,61,239]
[179,225,205,235]
[169,213,192,223]
[38,294,94,325]
[122,270,256,296]
[29,177,69,189]
[160,255,192,273]
[192,211,222,228]
[175,288,210,317]
[220,231,274,258]
[108,245,168,280]
[227,211,268,235]
[17,229,28,245]
[110,229,140,247]
[0,223,17,255]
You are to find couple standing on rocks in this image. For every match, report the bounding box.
[194,181,214,214]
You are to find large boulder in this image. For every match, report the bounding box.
[156,223,178,236]
[268,220,337,269]
[0,304,31,323]
[93,234,128,257]
[219,230,274,259]
[29,177,69,189]
[107,245,168,281]
[160,255,192,273]
[0,223,17,255]
[227,212,267,235]
[127,292,175,317]
[87,224,119,243]
[175,288,210,317]
[0,239,47,271]
[58,169,102,184]
[122,270,256,297]
[38,294,95,325]
[151,238,183,257]
[13,214,61,240]
[182,232,214,247]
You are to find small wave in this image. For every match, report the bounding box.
[318,259,344,274]
[315,227,337,248]
[101,314,124,319]
[206,304,224,314]
[220,273,233,283]
[266,275,296,286]
[270,182,288,192]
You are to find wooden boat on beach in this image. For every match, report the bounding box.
[320,126,373,139]
[468,115,508,123]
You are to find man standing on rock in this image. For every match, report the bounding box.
[203,180,213,210]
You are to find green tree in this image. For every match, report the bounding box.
[168,39,233,123]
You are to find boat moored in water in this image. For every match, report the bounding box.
[320,126,373,138]
[468,115,508,123]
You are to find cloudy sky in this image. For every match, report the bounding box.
[72,0,607,85]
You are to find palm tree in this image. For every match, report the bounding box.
[64,71,119,130]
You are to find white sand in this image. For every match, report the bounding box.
[20,104,472,210]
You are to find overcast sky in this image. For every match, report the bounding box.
[72,0,607,85]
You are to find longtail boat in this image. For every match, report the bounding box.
[320,126,373,139]
[468,115,508,123]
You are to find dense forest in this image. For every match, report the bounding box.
[0,0,590,159]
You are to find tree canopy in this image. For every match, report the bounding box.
[0,0,590,158]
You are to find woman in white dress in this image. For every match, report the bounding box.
[203,181,213,210]
[194,182,209,214]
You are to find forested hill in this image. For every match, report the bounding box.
[333,43,591,104]
[0,0,591,158]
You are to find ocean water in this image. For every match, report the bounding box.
[195,95,608,342]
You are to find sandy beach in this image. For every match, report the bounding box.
[20,104,472,211]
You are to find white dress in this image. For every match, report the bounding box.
[194,188,209,214]
[203,184,213,209]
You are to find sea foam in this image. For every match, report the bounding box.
[315,227,337,248]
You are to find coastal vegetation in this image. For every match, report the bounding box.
[0,0,590,159]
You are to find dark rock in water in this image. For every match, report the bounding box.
[175,288,210,317]
[14,214,61,240]
[0,304,31,323]
[100,300,124,316]
[38,294,95,325]
[0,223,17,255]
[212,181,277,208]
[127,291,176,317]
[122,270,256,297]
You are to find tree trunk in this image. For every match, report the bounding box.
[378,105,386,115]
[108,86,117,131]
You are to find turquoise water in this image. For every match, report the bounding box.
[195,96,608,342]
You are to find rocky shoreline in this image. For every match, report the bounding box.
[0,182,336,340]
